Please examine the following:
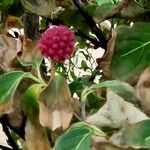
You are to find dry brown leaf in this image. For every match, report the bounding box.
[7,16,23,29]
[97,30,116,79]
[17,36,40,62]
[0,101,13,116]
[38,76,73,131]
[136,67,150,116]
[0,35,17,71]
[25,120,51,150]
[86,89,148,129]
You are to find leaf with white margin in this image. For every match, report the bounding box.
[54,122,106,150]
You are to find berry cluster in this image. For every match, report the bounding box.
[38,25,75,62]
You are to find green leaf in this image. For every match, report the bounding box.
[23,84,43,125]
[111,119,150,148]
[20,0,55,16]
[111,22,150,81]
[54,122,106,150]
[0,0,15,11]
[57,9,90,35]
[82,80,139,105]
[69,79,88,96]
[0,71,29,104]
[8,0,23,16]
[81,60,89,71]
[93,0,122,22]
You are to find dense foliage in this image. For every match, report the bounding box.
[0,0,150,150]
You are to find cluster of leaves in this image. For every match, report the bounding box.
[0,0,150,150]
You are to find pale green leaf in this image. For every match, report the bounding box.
[82,80,139,105]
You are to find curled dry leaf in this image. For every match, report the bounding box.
[0,101,13,116]
[38,75,73,131]
[25,120,51,150]
[136,67,150,116]
[86,89,148,129]
[7,16,23,29]
[17,36,41,63]
[0,35,17,71]
[97,30,116,79]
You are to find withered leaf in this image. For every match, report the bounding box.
[136,67,150,116]
[38,75,73,131]
[0,101,13,116]
[97,30,116,79]
[7,16,23,29]
[25,120,51,150]
[17,36,41,65]
[0,35,17,71]
[86,89,148,129]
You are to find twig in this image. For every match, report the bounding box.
[1,121,19,150]
[0,145,12,150]
[73,113,82,121]
[72,0,107,49]
[81,102,86,120]
[75,30,101,48]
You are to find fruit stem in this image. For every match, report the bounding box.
[50,60,55,81]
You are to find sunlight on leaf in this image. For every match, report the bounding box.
[86,89,148,128]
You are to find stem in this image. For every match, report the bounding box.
[72,0,107,49]
[28,73,46,85]
[81,102,86,120]
[50,60,55,81]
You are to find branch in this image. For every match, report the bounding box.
[1,121,19,150]
[75,30,101,48]
[72,0,108,49]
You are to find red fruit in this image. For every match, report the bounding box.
[38,25,75,62]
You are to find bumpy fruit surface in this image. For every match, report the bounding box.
[38,25,75,62]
